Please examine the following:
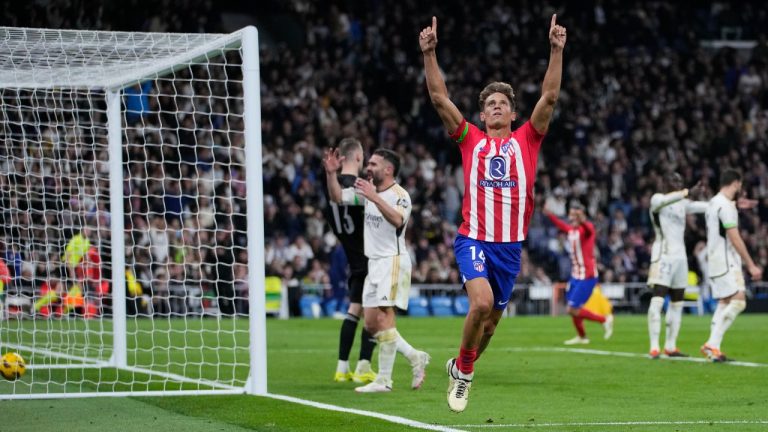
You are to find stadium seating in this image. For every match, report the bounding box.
[299,295,322,318]
[408,296,430,317]
[322,299,348,317]
[6,0,768,318]
[453,296,470,316]
[683,286,704,316]
[430,295,454,316]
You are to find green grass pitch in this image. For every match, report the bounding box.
[2,314,767,431]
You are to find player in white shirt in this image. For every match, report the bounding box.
[701,169,762,362]
[646,173,707,359]
[325,148,430,392]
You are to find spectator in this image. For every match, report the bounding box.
[3,0,768,317]
[124,81,153,125]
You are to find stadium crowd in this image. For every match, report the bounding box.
[1,0,767,316]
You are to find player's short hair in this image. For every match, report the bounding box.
[719,169,742,188]
[569,202,585,213]
[337,137,362,159]
[478,82,516,111]
[373,148,401,177]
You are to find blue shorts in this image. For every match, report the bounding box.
[454,235,522,310]
[566,277,598,308]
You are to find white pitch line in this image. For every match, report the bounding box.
[2,342,106,365]
[2,342,239,391]
[266,393,467,432]
[500,346,768,367]
[268,346,768,367]
[451,420,768,428]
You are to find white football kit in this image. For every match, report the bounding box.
[341,183,412,310]
[705,193,745,299]
[647,191,707,288]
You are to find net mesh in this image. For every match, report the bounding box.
[0,27,251,397]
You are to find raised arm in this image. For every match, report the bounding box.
[323,148,343,203]
[420,16,463,134]
[683,181,708,213]
[650,190,688,212]
[652,181,706,213]
[530,14,566,134]
[685,200,708,214]
[543,208,573,233]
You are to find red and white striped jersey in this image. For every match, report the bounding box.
[450,119,545,242]
[546,213,598,279]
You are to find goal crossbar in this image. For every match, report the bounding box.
[0,27,246,90]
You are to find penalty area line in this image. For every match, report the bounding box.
[266,393,466,432]
[450,419,768,428]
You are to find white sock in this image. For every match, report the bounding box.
[708,300,746,349]
[664,301,684,351]
[375,328,397,386]
[394,329,417,362]
[336,360,349,374]
[458,369,474,380]
[354,359,371,374]
[706,302,727,348]
[647,297,663,352]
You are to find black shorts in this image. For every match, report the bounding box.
[348,269,367,305]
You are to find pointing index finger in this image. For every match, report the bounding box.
[551,14,557,28]
[432,16,437,33]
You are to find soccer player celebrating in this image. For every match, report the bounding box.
[322,138,377,384]
[420,15,566,412]
[646,173,707,359]
[701,169,762,362]
[325,148,430,393]
[543,203,613,345]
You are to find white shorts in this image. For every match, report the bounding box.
[362,255,412,310]
[710,270,746,299]
[647,257,689,289]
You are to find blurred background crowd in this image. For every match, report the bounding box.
[1,0,767,316]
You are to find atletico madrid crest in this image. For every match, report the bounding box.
[473,261,485,272]
[501,141,511,154]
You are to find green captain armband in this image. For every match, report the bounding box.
[455,122,469,143]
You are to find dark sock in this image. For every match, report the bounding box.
[457,347,478,374]
[338,313,359,361]
[572,315,586,338]
[359,327,376,362]
[577,308,606,323]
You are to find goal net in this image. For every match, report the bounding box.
[0,26,266,398]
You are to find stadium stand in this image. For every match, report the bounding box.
[1,1,766,317]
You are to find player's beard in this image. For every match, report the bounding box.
[367,170,378,186]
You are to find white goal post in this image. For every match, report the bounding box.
[0,26,266,398]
